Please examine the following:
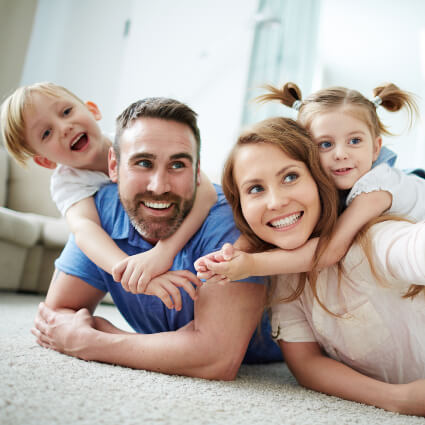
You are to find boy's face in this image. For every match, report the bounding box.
[23,92,107,170]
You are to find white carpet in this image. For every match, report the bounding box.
[1,292,424,425]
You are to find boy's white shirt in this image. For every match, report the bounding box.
[50,164,110,216]
[346,163,425,221]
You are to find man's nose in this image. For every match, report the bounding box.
[147,170,171,194]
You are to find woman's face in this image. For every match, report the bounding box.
[234,143,321,250]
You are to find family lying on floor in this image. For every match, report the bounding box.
[1,80,424,416]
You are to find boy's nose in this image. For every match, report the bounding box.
[147,170,171,194]
[61,123,73,138]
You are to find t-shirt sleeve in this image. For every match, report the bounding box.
[366,220,425,287]
[271,274,316,342]
[50,165,110,216]
[346,164,425,222]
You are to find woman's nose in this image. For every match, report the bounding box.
[267,188,289,210]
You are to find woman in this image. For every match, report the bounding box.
[199,116,425,416]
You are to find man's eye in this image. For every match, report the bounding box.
[63,107,72,116]
[248,185,264,194]
[136,159,152,168]
[283,173,298,183]
[318,141,332,150]
[42,129,51,140]
[170,161,185,170]
[349,137,361,145]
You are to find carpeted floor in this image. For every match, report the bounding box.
[1,292,424,425]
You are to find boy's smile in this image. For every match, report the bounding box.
[23,92,110,172]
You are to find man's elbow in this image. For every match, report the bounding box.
[198,349,245,381]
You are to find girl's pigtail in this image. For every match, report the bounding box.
[256,82,303,111]
[373,83,418,128]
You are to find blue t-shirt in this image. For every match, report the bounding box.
[56,183,282,364]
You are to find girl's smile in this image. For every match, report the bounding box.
[234,143,320,250]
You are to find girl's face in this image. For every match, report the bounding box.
[234,143,321,250]
[308,108,381,190]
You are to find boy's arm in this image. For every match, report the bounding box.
[113,171,217,291]
[66,197,128,274]
[281,340,425,416]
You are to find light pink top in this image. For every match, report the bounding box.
[271,220,425,384]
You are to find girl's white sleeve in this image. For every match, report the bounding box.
[367,220,425,287]
[346,164,425,222]
[50,165,110,216]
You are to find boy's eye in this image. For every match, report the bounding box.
[170,161,185,170]
[283,172,298,183]
[248,184,264,194]
[349,137,361,145]
[63,107,72,116]
[136,159,152,168]
[318,141,332,150]
[41,129,51,140]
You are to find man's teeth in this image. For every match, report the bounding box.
[71,134,84,148]
[269,213,301,228]
[144,201,171,209]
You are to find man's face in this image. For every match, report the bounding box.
[109,117,200,243]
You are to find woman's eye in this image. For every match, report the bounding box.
[283,173,298,183]
[136,159,152,168]
[41,129,51,140]
[318,141,332,150]
[248,185,264,194]
[170,161,185,170]
[349,137,361,145]
[63,107,72,116]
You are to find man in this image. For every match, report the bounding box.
[32,97,282,380]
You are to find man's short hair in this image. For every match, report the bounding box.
[114,97,201,163]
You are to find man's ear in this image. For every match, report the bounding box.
[196,160,201,186]
[373,136,382,162]
[33,155,57,169]
[108,147,118,182]
[85,101,102,121]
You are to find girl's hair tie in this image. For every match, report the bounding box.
[292,100,302,111]
[371,95,382,108]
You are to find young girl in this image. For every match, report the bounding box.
[196,82,425,281]
[205,116,425,415]
[1,82,216,308]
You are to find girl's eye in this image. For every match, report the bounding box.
[349,137,361,145]
[283,172,298,183]
[41,129,51,140]
[170,161,185,170]
[318,141,332,150]
[136,159,152,169]
[63,107,72,116]
[248,184,264,194]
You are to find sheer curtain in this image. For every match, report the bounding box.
[242,0,321,125]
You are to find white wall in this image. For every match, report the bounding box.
[316,0,425,169]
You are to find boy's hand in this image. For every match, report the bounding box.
[142,270,202,310]
[112,245,175,293]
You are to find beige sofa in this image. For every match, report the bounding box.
[0,146,69,294]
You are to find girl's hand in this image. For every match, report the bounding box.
[112,244,175,293]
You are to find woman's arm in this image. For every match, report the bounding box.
[281,340,425,416]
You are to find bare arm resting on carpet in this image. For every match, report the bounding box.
[32,270,265,380]
[280,341,425,416]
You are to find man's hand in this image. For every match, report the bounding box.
[31,302,95,360]
[142,270,202,310]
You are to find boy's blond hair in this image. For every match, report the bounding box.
[0,82,85,166]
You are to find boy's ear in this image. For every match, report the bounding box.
[85,101,102,121]
[373,136,382,162]
[108,147,118,182]
[33,155,57,169]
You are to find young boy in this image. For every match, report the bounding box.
[1,82,216,309]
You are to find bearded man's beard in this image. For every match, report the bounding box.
[120,191,196,241]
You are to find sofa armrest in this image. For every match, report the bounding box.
[0,207,41,247]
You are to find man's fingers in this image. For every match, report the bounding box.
[149,284,175,310]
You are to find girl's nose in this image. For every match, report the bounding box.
[333,144,348,160]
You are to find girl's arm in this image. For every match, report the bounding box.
[196,190,392,281]
[65,197,128,274]
[112,171,217,292]
[281,340,425,416]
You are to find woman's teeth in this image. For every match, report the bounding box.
[269,212,302,228]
